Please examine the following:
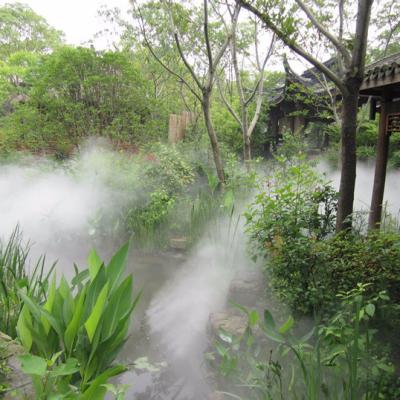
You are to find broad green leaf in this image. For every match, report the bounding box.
[59,276,74,324]
[64,286,87,355]
[84,282,109,343]
[101,276,132,341]
[365,303,375,317]
[49,358,80,377]
[16,305,33,351]
[42,274,56,334]
[18,289,42,322]
[106,242,129,294]
[18,354,47,377]
[87,249,102,281]
[278,315,294,334]
[49,351,63,367]
[81,365,126,400]
[263,310,276,330]
[249,310,259,327]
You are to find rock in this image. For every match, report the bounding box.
[169,237,187,250]
[0,331,33,400]
[209,310,248,337]
[209,391,225,400]
[228,270,264,306]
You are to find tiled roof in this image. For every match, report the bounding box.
[364,52,400,82]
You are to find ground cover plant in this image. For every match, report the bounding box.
[213,284,400,400]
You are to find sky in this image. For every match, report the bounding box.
[0,0,131,47]
[0,0,309,72]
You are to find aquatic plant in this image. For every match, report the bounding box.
[17,242,140,398]
[0,226,55,337]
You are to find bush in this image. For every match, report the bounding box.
[245,157,400,315]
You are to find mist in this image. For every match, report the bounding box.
[2,146,399,399]
[319,159,400,216]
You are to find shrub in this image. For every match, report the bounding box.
[245,158,337,313]
[143,143,195,195]
[245,157,400,315]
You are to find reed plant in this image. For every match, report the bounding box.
[0,226,55,337]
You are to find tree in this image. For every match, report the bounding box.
[238,0,374,231]
[217,12,276,161]
[0,2,63,60]
[136,0,240,184]
[1,46,153,150]
[371,0,400,59]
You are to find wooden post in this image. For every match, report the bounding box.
[168,114,179,143]
[368,98,389,229]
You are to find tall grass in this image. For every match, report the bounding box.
[0,226,55,337]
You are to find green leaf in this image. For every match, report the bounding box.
[106,242,129,294]
[365,303,375,317]
[84,282,109,343]
[42,274,56,334]
[81,365,126,400]
[18,354,47,377]
[101,276,132,341]
[64,286,86,354]
[249,310,259,327]
[49,358,80,377]
[17,305,33,351]
[87,249,102,281]
[263,309,276,330]
[278,315,294,334]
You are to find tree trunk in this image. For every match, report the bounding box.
[244,136,251,161]
[336,81,360,232]
[202,95,225,184]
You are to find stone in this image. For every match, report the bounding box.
[209,310,248,337]
[209,391,225,400]
[169,237,187,250]
[228,270,264,306]
[0,331,33,400]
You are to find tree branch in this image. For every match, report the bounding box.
[204,0,214,71]
[237,0,348,95]
[137,7,202,102]
[294,0,351,67]
[216,76,243,128]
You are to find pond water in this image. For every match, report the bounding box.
[1,151,399,399]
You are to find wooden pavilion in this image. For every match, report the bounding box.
[360,52,400,228]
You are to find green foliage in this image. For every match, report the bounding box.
[0,46,155,152]
[143,143,195,195]
[126,189,175,248]
[0,3,63,60]
[0,226,54,338]
[213,285,397,400]
[16,243,140,397]
[18,352,81,399]
[246,158,338,313]
[246,157,400,317]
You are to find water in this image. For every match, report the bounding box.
[319,159,400,217]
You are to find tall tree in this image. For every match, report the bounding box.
[0,2,63,60]
[136,0,240,184]
[238,0,373,231]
